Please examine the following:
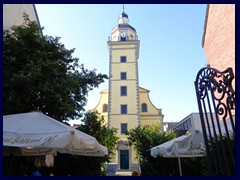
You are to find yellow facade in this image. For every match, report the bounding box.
[92,10,163,172]
[93,88,164,130]
[93,87,163,171]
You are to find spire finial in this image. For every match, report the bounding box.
[123,4,125,13]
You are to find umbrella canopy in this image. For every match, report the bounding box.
[3,112,108,157]
[151,130,205,158]
[150,130,206,176]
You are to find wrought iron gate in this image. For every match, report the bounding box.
[195,67,235,176]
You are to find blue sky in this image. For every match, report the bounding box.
[35,4,207,124]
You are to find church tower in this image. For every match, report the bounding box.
[92,6,164,173]
[107,8,140,170]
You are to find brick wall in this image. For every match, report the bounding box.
[202,4,235,90]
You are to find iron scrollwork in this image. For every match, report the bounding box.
[195,66,235,176]
[195,67,235,120]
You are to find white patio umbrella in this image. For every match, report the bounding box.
[150,130,206,176]
[3,112,108,157]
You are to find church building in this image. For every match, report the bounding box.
[92,8,164,172]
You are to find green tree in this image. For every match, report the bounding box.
[53,111,118,176]
[3,13,108,121]
[78,111,119,161]
[127,126,207,176]
[77,111,119,175]
[127,125,177,175]
[201,133,235,176]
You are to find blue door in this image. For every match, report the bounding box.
[120,150,129,169]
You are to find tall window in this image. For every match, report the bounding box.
[121,86,127,96]
[121,104,127,114]
[121,72,127,80]
[121,123,128,134]
[141,103,147,112]
[120,56,127,63]
[103,104,108,112]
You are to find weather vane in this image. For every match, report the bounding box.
[123,4,125,12]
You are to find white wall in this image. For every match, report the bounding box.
[3,4,39,30]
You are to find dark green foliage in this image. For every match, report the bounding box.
[202,133,235,176]
[78,111,119,162]
[3,156,35,176]
[53,154,103,176]
[3,155,54,176]
[127,126,207,176]
[3,13,108,121]
[179,157,207,176]
[126,125,177,175]
[52,111,118,176]
[78,111,119,175]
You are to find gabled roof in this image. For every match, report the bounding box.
[139,87,150,92]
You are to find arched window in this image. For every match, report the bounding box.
[141,103,147,112]
[103,104,108,113]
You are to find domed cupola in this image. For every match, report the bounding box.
[120,11,128,18]
[109,5,138,42]
[118,11,129,24]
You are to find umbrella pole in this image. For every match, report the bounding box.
[178,157,182,176]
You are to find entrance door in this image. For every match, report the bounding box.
[120,150,129,169]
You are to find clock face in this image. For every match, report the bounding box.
[120,30,127,37]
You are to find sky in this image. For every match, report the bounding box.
[35,4,208,125]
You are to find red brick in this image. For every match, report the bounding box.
[202,4,235,90]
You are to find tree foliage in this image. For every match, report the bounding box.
[202,133,235,175]
[78,111,119,163]
[126,125,177,175]
[3,13,108,121]
[44,111,118,176]
[127,126,207,176]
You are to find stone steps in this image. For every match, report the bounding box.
[106,170,132,176]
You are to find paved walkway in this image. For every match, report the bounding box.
[107,170,132,176]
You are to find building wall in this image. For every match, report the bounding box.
[92,89,109,125]
[96,11,163,172]
[92,87,164,131]
[171,113,203,133]
[3,4,40,30]
[107,34,140,167]
[139,88,163,129]
[108,42,140,139]
[92,87,164,167]
[170,112,235,136]
[201,4,235,123]
[163,122,178,132]
[202,4,235,89]
[191,113,203,132]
